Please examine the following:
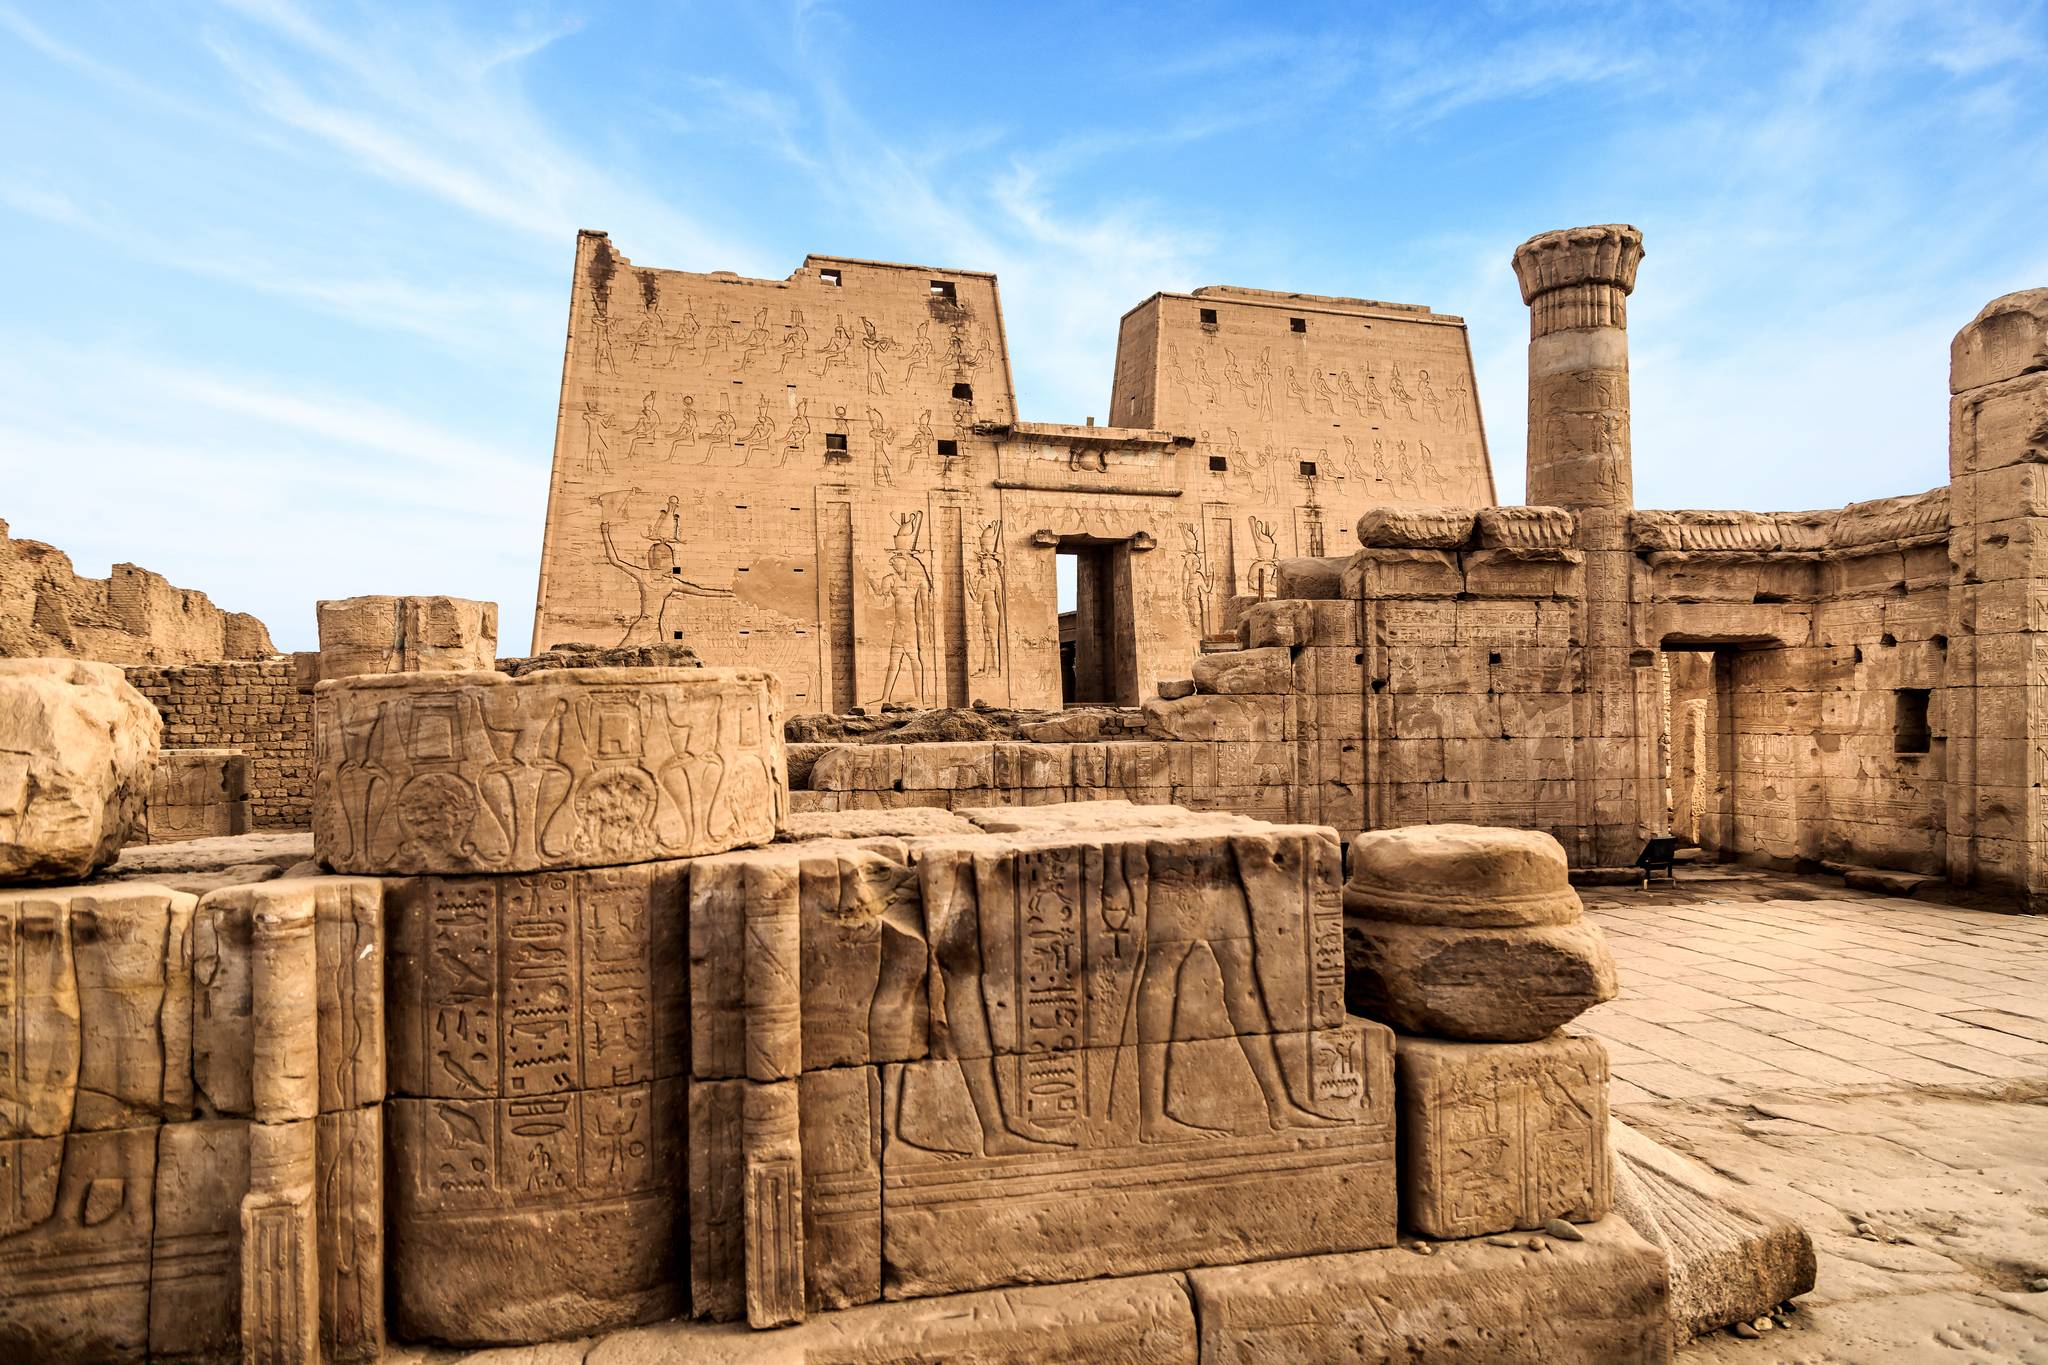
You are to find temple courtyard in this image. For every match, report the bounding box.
[1581,874,2048,1362]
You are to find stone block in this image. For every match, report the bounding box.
[385,862,690,1098]
[313,666,784,876]
[150,1116,249,1363]
[1610,1118,1815,1343]
[800,1066,882,1311]
[1186,1214,1669,1364]
[1241,599,1316,648]
[1952,288,2048,392]
[1195,647,1294,695]
[141,748,250,844]
[1142,693,1285,741]
[808,744,904,793]
[315,594,499,680]
[1396,1033,1611,1239]
[881,1021,1395,1299]
[1349,548,1464,597]
[1356,506,1476,548]
[1344,825,1615,1041]
[315,1106,384,1363]
[1383,644,1488,695]
[1464,548,1585,600]
[1456,599,1543,646]
[689,845,927,1080]
[386,1078,686,1344]
[992,742,1071,789]
[1273,555,1348,599]
[899,742,993,791]
[0,1124,157,1361]
[618,1270,1199,1363]
[0,659,161,882]
[0,882,196,1137]
[240,1117,319,1365]
[1476,504,1578,549]
[1296,644,1366,695]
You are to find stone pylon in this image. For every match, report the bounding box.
[1512,225,1651,867]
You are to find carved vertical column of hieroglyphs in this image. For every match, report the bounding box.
[240,885,321,1365]
[1512,225,1649,866]
[1945,290,2048,903]
[741,855,805,1328]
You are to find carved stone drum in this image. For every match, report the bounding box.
[312,666,786,876]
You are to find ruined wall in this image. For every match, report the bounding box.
[532,234,1496,713]
[1635,493,1951,875]
[127,659,314,829]
[0,518,274,664]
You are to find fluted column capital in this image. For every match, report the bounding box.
[1512,225,1645,336]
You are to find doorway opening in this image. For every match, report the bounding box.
[1056,537,1138,706]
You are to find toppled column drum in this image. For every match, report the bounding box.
[313,666,786,876]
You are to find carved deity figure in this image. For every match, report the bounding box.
[1179,524,1211,636]
[867,514,932,705]
[1387,364,1416,420]
[1284,365,1309,414]
[624,392,663,462]
[1361,368,1389,419]
[599,519,733,646]
[670,301,702,360]
[590,303,618,376]
[903,323,934,384]
[1417,368,1443,423]
[966,520,1005,675]
[581,400,617,473]
[860,318,894,395]
[868,407,896,487]
[1312,369,1336,414]
[779,307,809,372]
[782,399,810,452]
[814,316,852,378]
[1246,516,1280,599]
[739,307,772,369]
[1252,348,1273,418]
[663,395,698,461]
[630,300,671,367]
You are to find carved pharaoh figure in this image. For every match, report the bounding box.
[599,519,733,646]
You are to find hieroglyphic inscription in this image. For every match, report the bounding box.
[1396,1033,1612,1240]
[386,863,686,1101]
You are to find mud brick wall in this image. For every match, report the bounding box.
[127,659,314,829]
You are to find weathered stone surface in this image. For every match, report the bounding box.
[1187,1214,1670,1363]
[1397,1033,1612,1240]
[384,855,687,1343]
[151,1116,250,1362]
[1952,287,2048,392]
[588,1269,1199,1363]
[1346,918,1619,1042]
[0,1124,158,1361]
[780,806,976,841]
[1194,646,1293,695]
[1273,555,1348,599]
[1156,677,1195,700]
[0,882,196,1136]
[1477,504,1578,549]
[1356,505,1478,548]
[241,1116,320,1365]
[138,747,250,844]
[385,862,689,1099]
[99,829,314,880]
[387,1080,687,1344]
[882,1022,1395,1298]
[873,822,1391,1296]
[315,594,499,680]
[1609,1118,1815,1342]
[313,666,785,876]
[1344,824,1616,1040]
[800,1066,882,1311]
[316,1106,385,1363]
[0,658,160,882]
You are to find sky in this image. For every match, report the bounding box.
[3,0,2045,653]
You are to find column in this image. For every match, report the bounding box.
[1512,225,1648,867]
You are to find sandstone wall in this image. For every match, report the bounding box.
[1638,493,1951,875]
[531,233,1496,714]
[0,518,273,664]
[127,659,314,830]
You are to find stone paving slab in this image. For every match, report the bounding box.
[1579,872,2048,1106]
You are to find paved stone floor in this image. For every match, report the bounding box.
[1583,870,2048,1361]
[1581,870,2048,1107]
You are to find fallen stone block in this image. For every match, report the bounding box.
[0,658,161,882]
[1609,1118,1816,1343]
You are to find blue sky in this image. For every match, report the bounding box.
[4,1,2044,652]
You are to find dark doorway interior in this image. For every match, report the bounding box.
[1058,538,1138,705]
